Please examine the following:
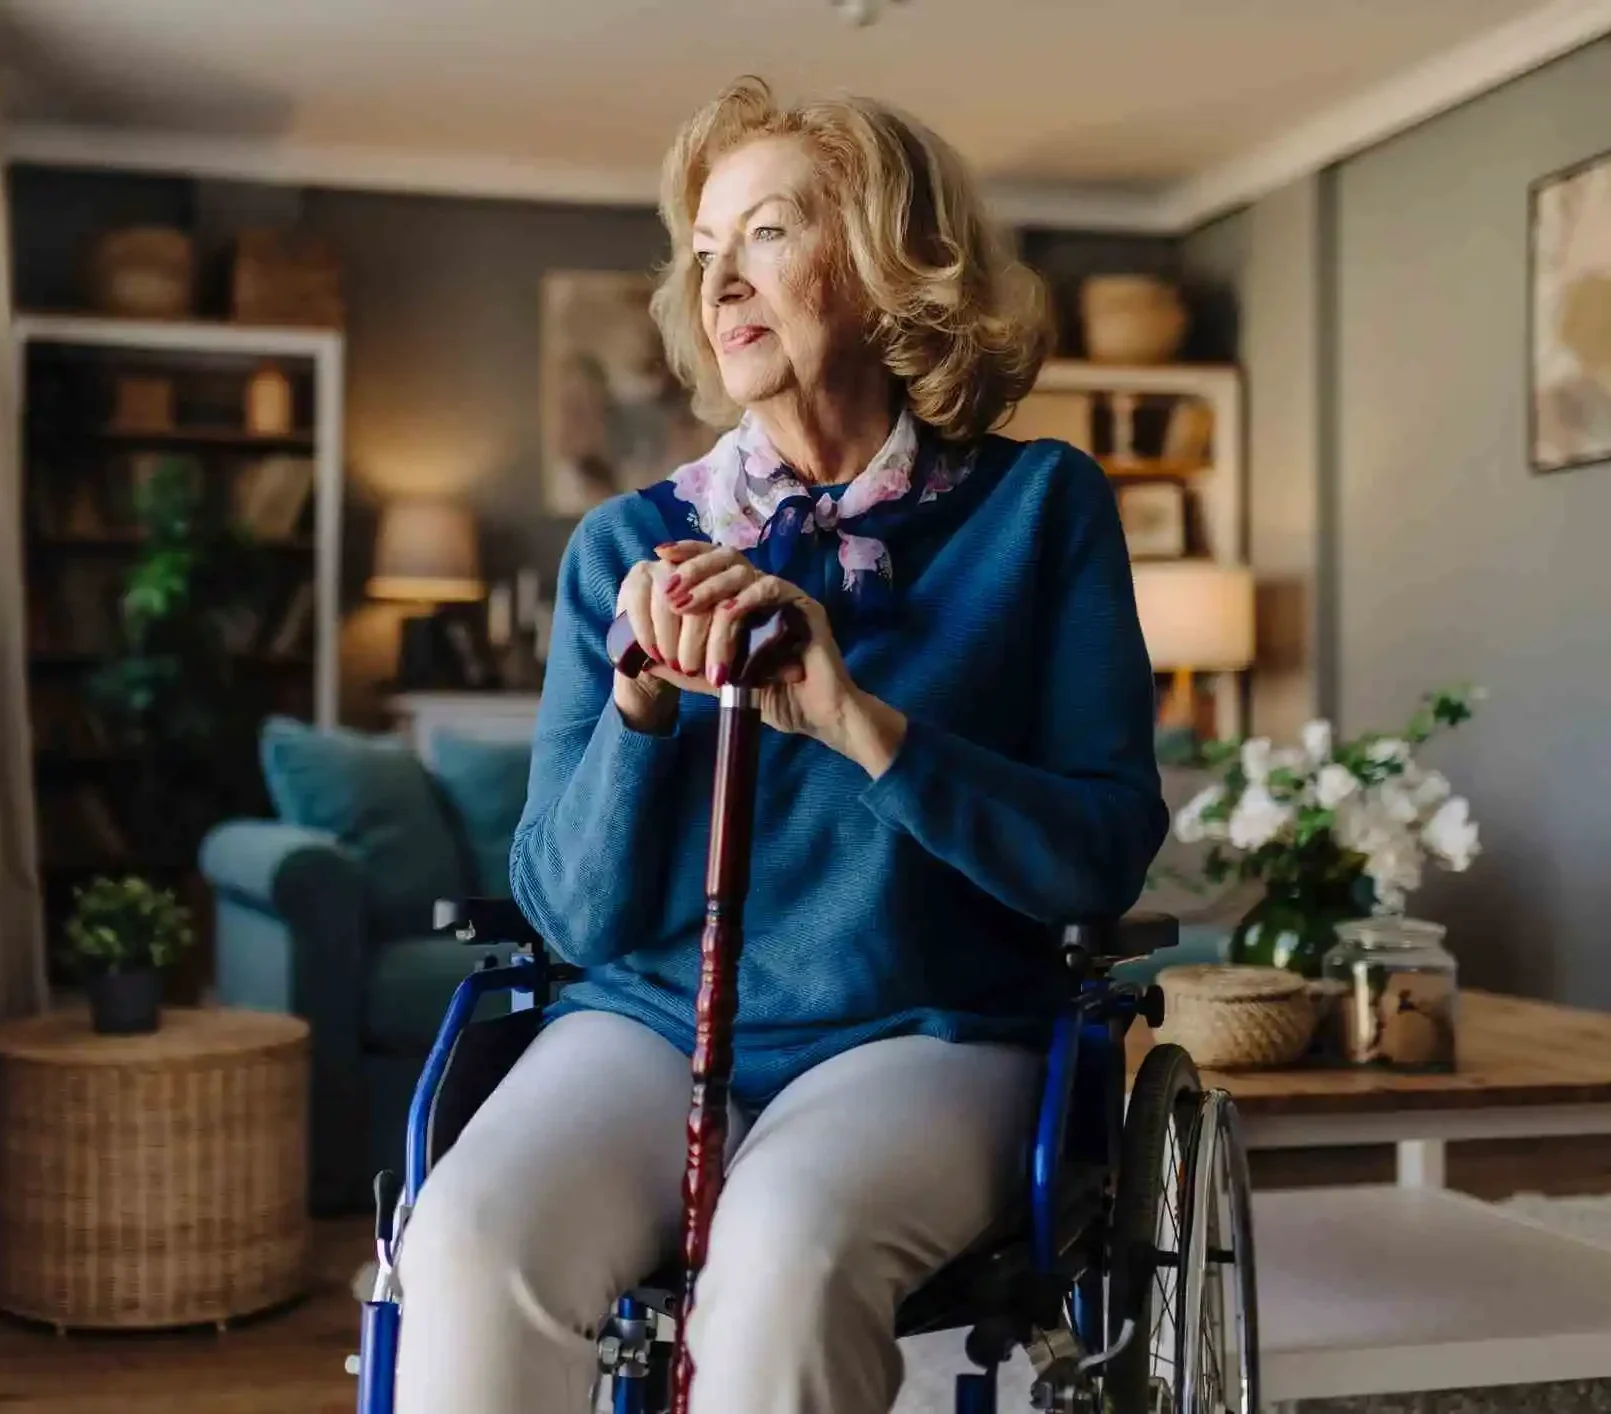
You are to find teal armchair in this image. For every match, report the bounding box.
[201,719,532,1214]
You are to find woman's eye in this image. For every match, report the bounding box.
[694,250,714,269]
[752,225,784,242]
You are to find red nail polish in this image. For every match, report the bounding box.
[712,664,728,687]
[666,574,683,594]
[722,598,738,610]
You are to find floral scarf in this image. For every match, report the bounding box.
[639,408,978,617]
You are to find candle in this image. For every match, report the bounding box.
[516,569,540,630]
[487,583,512,648]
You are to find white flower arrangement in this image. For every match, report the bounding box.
[1173,685,1484,915]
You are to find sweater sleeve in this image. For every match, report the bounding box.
[509,504,685,967]
[859,448,1169,924]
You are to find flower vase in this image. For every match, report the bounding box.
[1229,880,1370,980]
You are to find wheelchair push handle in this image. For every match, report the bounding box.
[606,603,810,687]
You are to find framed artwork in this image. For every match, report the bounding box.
[1117,481,1187,559]
[1528,147,1611,475]
[537,270,713,516]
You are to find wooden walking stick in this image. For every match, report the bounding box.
[607,603,809,1414]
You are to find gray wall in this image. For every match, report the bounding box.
[1332,36,1611,1005]
[1190,35,1611,1006]
[1183,178,1324,745]
[295,189,669,721]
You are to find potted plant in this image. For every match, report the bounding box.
[1171,684,1484,977]
[64,875,195,1034]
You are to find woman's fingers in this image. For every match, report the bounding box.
[665,547,751,608]
[707,576,819,682]
[676,609,710,679]
[649,562,682,666]
[678,562,755,615]
[616,563,658,674]
[654,540,706,564]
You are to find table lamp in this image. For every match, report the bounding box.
[367,499,485,688]
[1132,559,1255,736]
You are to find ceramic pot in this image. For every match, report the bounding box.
[88,967,163,1035]
[1080,274,1188,365]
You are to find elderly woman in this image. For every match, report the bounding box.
[395,77,1166,1414]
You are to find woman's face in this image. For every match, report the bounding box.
[692,136,865,412]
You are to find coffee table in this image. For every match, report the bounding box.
[1133,989,1611,1407]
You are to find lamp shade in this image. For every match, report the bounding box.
[1132,560,1255,671]
[367,499,484,603]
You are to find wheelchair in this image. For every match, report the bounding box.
[349,607,1259,1414]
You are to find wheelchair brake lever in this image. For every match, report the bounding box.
[1076,1316,1135,1373]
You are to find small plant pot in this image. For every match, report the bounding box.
[88,967,163,1035]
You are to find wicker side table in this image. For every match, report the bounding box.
[0,1006,310,1331]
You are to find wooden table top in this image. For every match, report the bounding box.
[0,1006,308,1067]
[1128,989,1611,1116]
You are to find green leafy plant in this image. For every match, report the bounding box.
[82,458,277,865]
[86,457,258,746]
[64,875,195,974]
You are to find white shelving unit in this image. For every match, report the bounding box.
[12,313,346,727]
[1001,358,1247,739]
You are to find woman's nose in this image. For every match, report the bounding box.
[704,248,751,303]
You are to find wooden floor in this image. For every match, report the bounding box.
[0,1218,372,1414]
[3,1137,1610,1411]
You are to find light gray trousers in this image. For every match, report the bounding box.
[393,1008,1041,1414]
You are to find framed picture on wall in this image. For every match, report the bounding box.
[1528,146,1611,475]
[537,270,715,516]
[1117,481,1187,560]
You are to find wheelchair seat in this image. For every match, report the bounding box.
[419,904,1164,1349]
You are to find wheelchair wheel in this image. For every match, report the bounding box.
[1177,1090,1258,1414]
[1104,1043,1199,1414]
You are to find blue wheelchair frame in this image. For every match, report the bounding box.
[354,910,1176,1414]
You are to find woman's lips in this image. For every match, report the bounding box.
[721,325,770,351]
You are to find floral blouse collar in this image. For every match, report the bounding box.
[640,408,978,613]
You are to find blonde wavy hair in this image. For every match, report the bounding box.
[649,77,1053,443]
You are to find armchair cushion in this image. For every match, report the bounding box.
[259,715,464,937]
[363,933,518,1052]
[428,730,532,898]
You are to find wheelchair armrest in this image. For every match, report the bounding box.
[1060,910,1179,964]
[433,896,544,948]
[433,896,585,987]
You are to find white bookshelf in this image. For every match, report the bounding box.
[12,313,345,727]
[1000,359,1247,740]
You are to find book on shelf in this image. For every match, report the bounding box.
[265,581,315,660]
[233,455,315,541]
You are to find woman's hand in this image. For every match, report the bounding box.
[621,541,907,778]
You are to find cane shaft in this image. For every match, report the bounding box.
[669,686,762,1413]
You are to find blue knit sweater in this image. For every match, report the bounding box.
[511,434,1167,1105]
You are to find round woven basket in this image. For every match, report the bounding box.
[1154,965,1316,1069]
[0,1006,309,1330]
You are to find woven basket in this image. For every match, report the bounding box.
[1154,965,1316,1069]
[0,1007,309,1330]
[86,226,195,319]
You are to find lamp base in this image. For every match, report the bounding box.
[396,614,447,690]
[1158,667,1196,731]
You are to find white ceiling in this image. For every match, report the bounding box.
[3,0,1610,229]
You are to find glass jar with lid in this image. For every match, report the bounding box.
[1320,917,1458,1072]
